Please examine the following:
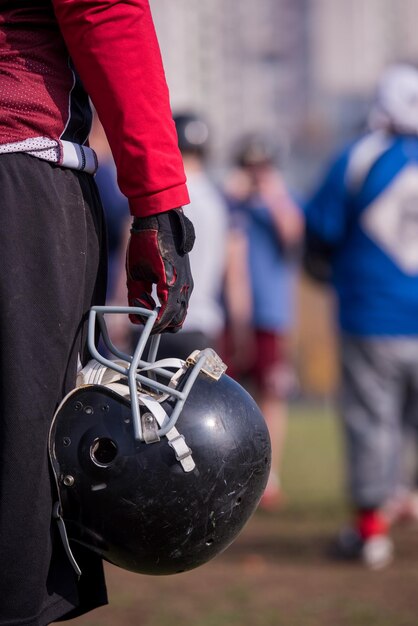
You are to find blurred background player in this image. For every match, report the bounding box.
[156,112,229,360]
[304,63,418,569]
[223,133,304,510]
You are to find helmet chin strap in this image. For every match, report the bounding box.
[52,502,82,577]
[139,394,195,472]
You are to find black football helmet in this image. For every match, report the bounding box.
[49,306,271,576]
[174,112,209,157]
[233,132,279,168]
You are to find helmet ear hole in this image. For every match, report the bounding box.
[90,438,118,467]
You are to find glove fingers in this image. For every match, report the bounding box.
[152,303,184,334]
[128,293,157,325]
[153,281,192,334]
[165,301,188,334]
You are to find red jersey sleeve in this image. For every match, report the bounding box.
[51,0,189,217]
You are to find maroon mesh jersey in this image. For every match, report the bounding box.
[0,0,189,216]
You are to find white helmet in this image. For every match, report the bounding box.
[369,63,418,134]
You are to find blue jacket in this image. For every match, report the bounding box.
[304,131,418,335]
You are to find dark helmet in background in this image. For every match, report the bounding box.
[174,111,210,156]
[233,132,280,169]
[49,306,271,576]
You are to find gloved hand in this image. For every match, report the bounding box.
[126,207,195,333]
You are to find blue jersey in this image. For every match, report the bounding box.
[305,131,418,335]
[229,196,298,332]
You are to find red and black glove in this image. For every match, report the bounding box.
[126,208,195,333]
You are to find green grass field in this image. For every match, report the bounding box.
[282,402,346,514]
[71,403,418,626]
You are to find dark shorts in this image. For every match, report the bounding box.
[223,328,294,398]
[0,154,108,625]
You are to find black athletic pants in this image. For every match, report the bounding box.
[0,154,108,625]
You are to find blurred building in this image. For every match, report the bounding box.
[305,1,418,166]
[150,0,418,182]
[150,0,308,170]
[311,0,418,97]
